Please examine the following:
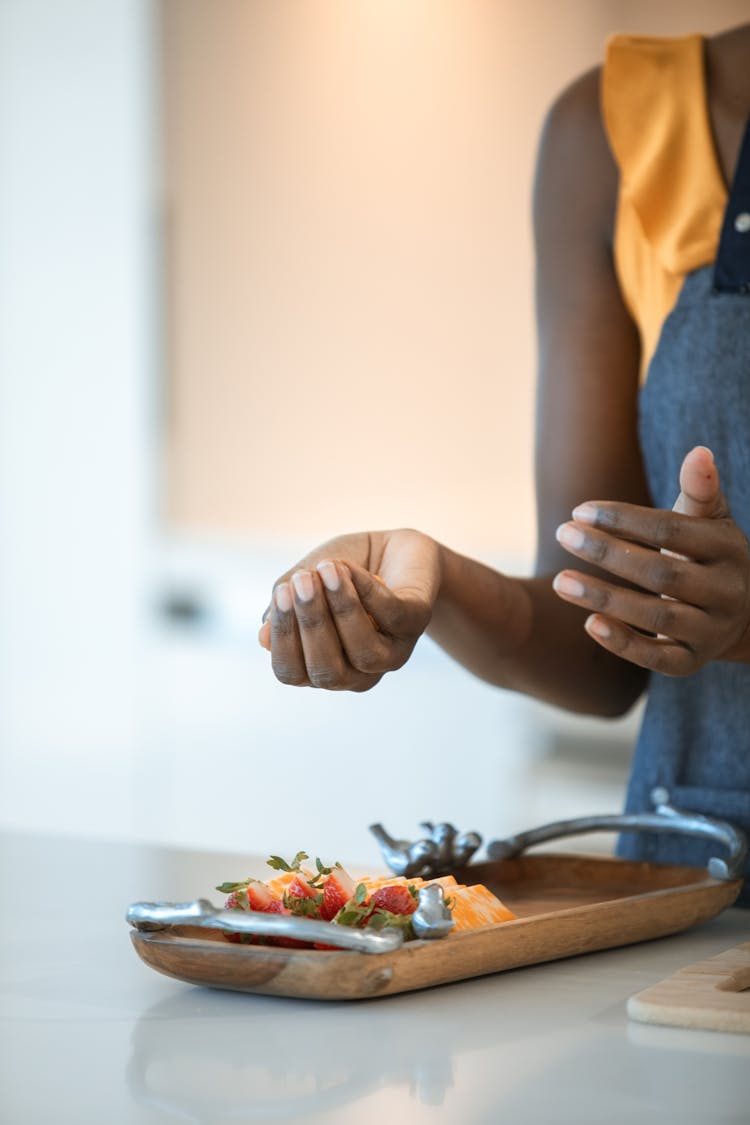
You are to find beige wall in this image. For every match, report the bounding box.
[163,0,747,561]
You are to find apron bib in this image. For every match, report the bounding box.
[617,118,750,903]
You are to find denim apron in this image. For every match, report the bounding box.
[616,118,750,905]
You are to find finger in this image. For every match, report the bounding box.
[313,560,403,675]
[555,520,707,602]
[289,569,382,690]
[553,569,708,644]
[270,582,311,686]
[583,613,698,676]
[258,620,271,651]
[346,561,432,638]
[674,446,729,519]
[286,569,363,690]
[567,503,741,563]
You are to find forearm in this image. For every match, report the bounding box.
[427,543,647,716]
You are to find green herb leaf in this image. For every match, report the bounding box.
[364,908,415,940]
[354,883,367,904]
[283,892,322,918]
[267,855,292,872]
[334,909,363,927]
[267,857,290,872]
[267,850,309,873]
[215,881,249,894]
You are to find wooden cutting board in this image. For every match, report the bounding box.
[628,942,750,1034]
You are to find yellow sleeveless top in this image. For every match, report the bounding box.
[601,34,727,377]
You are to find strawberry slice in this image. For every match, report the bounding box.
[284,874,323,921]
[246,882,279,912]
[220,878,308,946]
[369,884,417,916]
[286,875,318,900]
[320,866,357,921]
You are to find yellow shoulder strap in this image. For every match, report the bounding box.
[601,34,726,375]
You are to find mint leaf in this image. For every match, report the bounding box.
[215,880,249,894]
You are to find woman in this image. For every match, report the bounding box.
[259,25,750,899]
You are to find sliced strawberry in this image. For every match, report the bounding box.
[369,884,417,916]
[286,875,318,900]
[320,866,357,921]
[246,882,280,912]
[283,875,323,922]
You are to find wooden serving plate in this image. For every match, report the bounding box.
[130,853,742,1001]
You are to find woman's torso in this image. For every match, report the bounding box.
[602,27,750,901]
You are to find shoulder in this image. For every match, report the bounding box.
[541,66,603,147]
[534,65,617,247]
[704,23,750,118]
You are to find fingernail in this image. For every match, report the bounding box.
[316,560,340,592]
[585,614,610,639]
[291,570,314,603]
[556,522,586,550]
[571,503,598,525]
[553,572,585,598]
[275,583,293,613]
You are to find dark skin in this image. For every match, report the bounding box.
[259,24,750,714]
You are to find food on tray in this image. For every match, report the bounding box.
[215,850,515,947]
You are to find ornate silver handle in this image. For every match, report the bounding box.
[486,788,748,882]
[126,898,404,953]
[127,883,455,951]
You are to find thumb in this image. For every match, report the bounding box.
[673,446,729,519]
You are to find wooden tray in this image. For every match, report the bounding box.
[130,853,742,1001]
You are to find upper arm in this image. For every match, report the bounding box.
[533,67,649,576]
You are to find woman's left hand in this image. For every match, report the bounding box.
[552,446,750,674]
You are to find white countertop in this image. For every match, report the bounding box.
[1,831,748,1125]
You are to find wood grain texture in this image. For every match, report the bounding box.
[627,942,750,1033]
[130,853,742,1001]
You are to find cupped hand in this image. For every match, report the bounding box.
[552,446,750,674]
[258,529,441,691]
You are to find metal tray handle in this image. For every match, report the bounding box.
[127,898,404,953]
[486,788,748,882]
[127,883,454,952]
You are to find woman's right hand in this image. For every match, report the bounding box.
[258,529,442,691]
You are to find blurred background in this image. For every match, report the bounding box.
[1,0,746,868]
